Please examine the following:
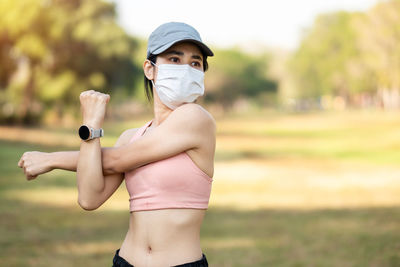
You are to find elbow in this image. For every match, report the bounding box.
[103,164,118,176]
[109,162,128,175]
[76,175,104,211]
[78,196,100,211]
[103,149,122,174]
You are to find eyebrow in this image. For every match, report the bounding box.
[165,50,203,60]
[165,50,184,56]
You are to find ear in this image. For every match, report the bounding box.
[143,60,154,80]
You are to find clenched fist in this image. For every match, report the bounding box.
[18,151,53,180]
[80,90,110,128]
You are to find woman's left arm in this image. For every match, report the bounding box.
[102,103,216,174]
[76,90,110,196]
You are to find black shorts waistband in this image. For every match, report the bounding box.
[112,249,208,267]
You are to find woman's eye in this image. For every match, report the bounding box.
[170,57,179,63]
[192,62,201,67]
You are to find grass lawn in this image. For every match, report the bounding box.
[1,110,400,266]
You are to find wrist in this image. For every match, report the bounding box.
[79,124,104,141]
[82,119,102,129]
[47,152,58,170]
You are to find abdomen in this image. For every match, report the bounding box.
[119,209,205,266]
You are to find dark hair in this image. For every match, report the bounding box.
[143,51,209,102]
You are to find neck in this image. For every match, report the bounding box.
[152,93,172,127]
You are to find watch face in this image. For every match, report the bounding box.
[79,125,90,140]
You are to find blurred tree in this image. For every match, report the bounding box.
[0,0,140,124]
[356,0,400,109]
[288,11,367,104]
[205,48,277,110]
[288,1,400,110]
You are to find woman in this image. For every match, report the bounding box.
[18,22,215,267]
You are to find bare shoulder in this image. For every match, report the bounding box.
[114,128,138,147]
[172,103,216,132]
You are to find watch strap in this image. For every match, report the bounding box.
[91,128,104,138]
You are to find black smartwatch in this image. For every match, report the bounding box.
[78,125,104,141]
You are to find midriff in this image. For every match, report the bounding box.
[119,209,206,267]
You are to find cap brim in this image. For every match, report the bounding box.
[152,38,214,57]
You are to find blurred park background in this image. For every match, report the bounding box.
[1,0,400,266]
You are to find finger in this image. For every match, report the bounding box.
[18,152,27,167]
[100,94,109,103]
[23,165,31,175]
[25,170,34,180]
[94,91,104,98]
[80,92,86,100]
[80,90,94,98]
[18,157,23,167]
[27,175,37,181]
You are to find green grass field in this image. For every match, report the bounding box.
[1,110,400,266]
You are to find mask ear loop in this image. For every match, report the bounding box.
[150,60,159,68]
[149,60,158,88]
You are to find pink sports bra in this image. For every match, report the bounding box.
[124,120,213,212]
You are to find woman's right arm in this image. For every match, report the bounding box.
[18,151,75,180]
[18,151,78,180]
[18,129,136,180]
[18,129,136,210]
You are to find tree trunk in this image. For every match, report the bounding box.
[20,64,35,124]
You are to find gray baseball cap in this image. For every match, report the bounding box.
[147,22,214,58]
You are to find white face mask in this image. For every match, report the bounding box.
[151,63,205,110]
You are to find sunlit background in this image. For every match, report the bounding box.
[1,0,400,266]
